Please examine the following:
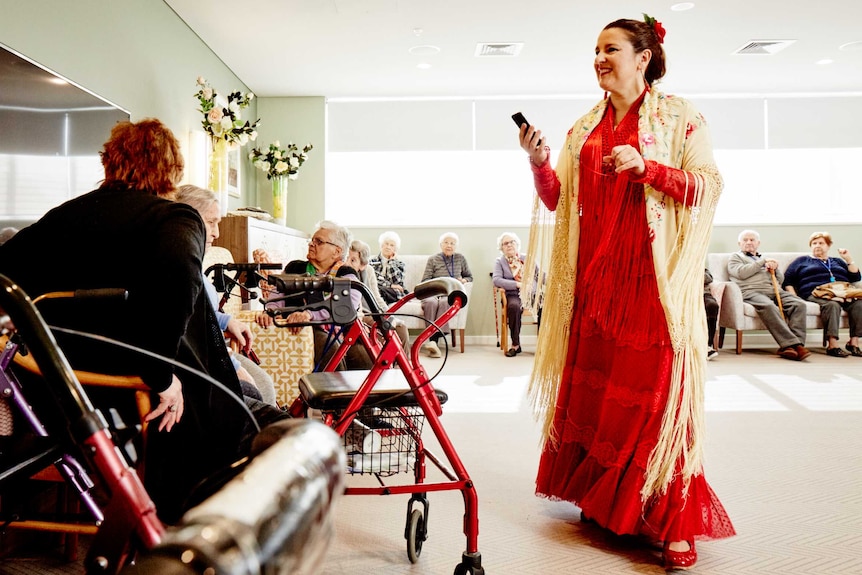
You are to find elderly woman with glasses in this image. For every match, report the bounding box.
[255,220,373,370]
[419,232,473,358]
[493,232,528,357]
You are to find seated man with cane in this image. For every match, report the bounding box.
[728,229,810,360]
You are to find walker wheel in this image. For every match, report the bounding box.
[406,508,426,563]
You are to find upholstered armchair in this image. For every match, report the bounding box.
[394,255,472,352]
[706,252,849,354]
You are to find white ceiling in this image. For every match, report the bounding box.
[165,0,862,99]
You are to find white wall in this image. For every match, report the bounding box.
[3,2,862,339]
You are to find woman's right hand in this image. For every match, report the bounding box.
[518,124,548,165]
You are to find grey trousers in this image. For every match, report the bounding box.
[421,295,451,339]
[808,296,862,339]
[742,290,808,348]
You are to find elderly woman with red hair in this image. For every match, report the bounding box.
[784,231,862,357]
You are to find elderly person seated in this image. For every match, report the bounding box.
[0,118,288,524]
[704,269,719,360]
[729,229,810,361]
[369,231,407,304]
[175,184,274,402]
[783,231,862,357]
[347,239,411,354]
[420,232,473,358]
[492,232,527,357]
[256,220,373,370]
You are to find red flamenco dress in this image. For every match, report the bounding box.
[535,98,735,543]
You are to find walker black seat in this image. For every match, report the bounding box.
[299,370,448,411]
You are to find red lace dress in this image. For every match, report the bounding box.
[534,99,735,543]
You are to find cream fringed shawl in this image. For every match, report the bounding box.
[524,90,722,501]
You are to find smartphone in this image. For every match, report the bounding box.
[511,112,529,129]
[512,112,544,147]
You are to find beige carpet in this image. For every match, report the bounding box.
[318,344,862,574]
[3,344,861,574]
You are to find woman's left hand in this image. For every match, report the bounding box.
[604,144,645,176]
[146,374,184,432]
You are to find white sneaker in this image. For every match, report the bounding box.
[707,347,718,361]
[421,341,441,358]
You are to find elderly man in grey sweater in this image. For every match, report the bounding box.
[728,229,811,360]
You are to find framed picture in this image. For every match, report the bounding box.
[228,146,241,198]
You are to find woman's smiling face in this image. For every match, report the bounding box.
[594,27,647,96]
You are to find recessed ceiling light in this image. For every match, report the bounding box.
[416,62,432,70]
[839,40,862,51]
[671,2,695,11]
[409,45,440,56]
[816,58,834,65]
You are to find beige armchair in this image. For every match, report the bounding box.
[706,252,850,354]
[395,254,472,352]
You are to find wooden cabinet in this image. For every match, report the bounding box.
[214,215,309,267]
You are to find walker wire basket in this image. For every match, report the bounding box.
[339,406,424,476]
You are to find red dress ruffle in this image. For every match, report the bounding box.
[535,101,735,543]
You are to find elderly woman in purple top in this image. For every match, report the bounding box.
[493,232,528,357]
[784,231,862,357]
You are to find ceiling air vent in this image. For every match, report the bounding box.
[734,39,796,55]
[475,42,523,57]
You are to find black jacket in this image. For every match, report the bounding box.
[0,184,249,523]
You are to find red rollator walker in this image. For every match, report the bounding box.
[265,273,485,575]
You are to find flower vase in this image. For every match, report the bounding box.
[209,138,230,216]
[271,176,288,226]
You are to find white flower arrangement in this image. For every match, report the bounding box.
[195,76,260,146]
[248,140,314,180]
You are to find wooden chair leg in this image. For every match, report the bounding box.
[736,330,743,354]
[718,326,726,349]
[459,329,465,353]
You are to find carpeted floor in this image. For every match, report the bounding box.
[2,342,861,574]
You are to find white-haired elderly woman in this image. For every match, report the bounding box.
[175,184,270,402]
[348,239,411,354]
[493,232,527,357]
[369,230,407,304]
[419,232,473,357]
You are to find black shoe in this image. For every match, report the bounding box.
[514,346,522,354]
[845,343,862,357]
[827,346,850,357]
[505,348,517,357]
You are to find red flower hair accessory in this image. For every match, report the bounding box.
[642,13,666,44]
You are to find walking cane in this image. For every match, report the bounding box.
[491,276,501,347]
[769,268,786,321]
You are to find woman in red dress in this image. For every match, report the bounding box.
[517,16,735,570]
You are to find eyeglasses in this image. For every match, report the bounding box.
[501,240,516,247]
[309,237,340,248]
